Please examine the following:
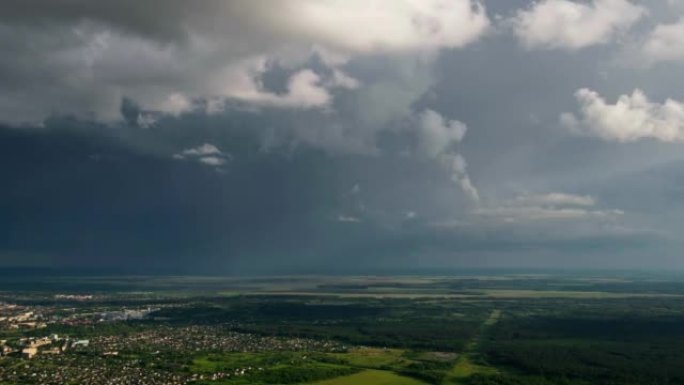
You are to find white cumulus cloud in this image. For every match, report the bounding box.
[174,143,231,167]
[561,88,684,142]
[512,0,645,50]
[642,18,684,64]
[180,143,222,157]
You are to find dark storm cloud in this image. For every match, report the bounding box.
[0,122,332,271]
[0,119,478,273]
[2,0,684,272]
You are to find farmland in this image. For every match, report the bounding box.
[1,272,684,384]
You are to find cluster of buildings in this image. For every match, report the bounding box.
[0,335,89,359]
[0,299,160,329]
[98,308,157,322]
[0,303,48,330]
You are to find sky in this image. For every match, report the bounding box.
[2,0,684,274]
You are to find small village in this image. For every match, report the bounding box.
[88,325,346,354]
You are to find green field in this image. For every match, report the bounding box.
[328,347,408,368]
[310,369,427,385]
[191,352,358,384]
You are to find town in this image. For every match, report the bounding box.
[0,297,348,385]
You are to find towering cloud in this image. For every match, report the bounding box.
[439,153,480,203]
[417,109,468,158]
[416,109,479,202]
[512,0,645,50]
[562,88,684,142]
